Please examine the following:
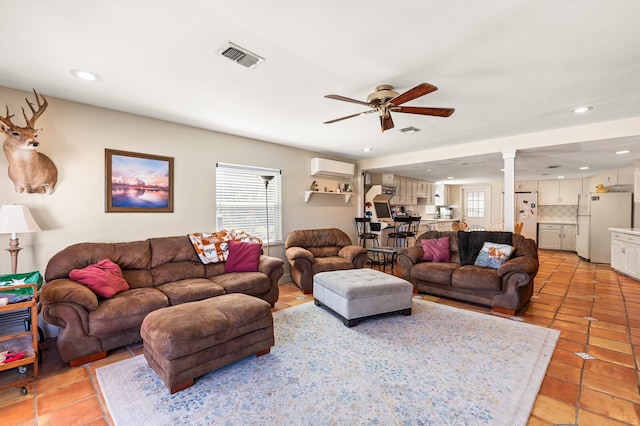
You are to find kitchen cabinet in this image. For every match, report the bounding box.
[434,183,449,206]
[0,281,38,395]
[538,179,581,205]
[515,181,538,192]
[635,166,640,202]
[382,174,395,186]
[538,224,562,249]
[611,230,640,280]
[416,180,428,197]
[393,176,405,205]
[538,223,576,251]
[562,224,576,251]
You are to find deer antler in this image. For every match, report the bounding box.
[21,89,48,128]
[0,106,16,128]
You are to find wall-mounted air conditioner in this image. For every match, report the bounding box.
[310,158,355,178]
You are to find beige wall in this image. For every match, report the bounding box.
[0,87,359,279]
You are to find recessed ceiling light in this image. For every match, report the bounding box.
[572,106,593,114]
[447,176,454,180]
[616,150,630,155]
[557,175,565,179]
[70,69,101,81]
[363,147,373,152]
[579,166,590,170]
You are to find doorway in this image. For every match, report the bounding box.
[461,186,492,230]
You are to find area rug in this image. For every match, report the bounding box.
[96,298,559,426]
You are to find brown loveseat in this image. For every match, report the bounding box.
[397,230,538,314]
[285,228,368,294]
[41,236,285,366]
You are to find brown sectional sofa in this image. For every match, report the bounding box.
[285,228,368,294]
[397,230,538,314]
[41,235,284,366]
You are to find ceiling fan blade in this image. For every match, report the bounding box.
[324,109,376,124]
[380,114,394,132]
[324,94,371,107]
[395,106,455,117]
[388,83,438,106]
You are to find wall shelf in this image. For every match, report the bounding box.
[304,191,355,203]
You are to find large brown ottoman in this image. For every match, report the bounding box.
[140,293,274,394]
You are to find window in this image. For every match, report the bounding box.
[216,163,282,245]
[466,191,485,218]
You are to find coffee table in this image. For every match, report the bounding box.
[366,246,398,275]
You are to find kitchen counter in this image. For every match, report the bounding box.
[537,220,577,225]
[609,228,640,235]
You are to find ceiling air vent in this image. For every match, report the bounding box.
[218,42,264,69]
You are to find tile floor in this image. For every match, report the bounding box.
[1,249,639,425]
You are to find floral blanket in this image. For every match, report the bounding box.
[188,230,262,264]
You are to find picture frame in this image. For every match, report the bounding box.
[105,149,174,212]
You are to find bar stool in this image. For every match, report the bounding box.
[386,217,413,247]
[355,217,379,248]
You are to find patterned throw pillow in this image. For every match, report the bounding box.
[474,242,514,269]
[421,237,451,262]
[189,230,262,264]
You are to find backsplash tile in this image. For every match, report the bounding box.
[537,205,578,222]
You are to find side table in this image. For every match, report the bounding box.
[366,246,399,275]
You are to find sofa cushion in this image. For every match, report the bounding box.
[411,262,458,286]
[421,237,450,262]
[224,240,262,273]
[313,256,357,274]
[69,259,130,298]
[211,272,271,296]
[457,231,513,265]
[89,287,169,334]
[452,266,502,291]
[474,242,514,269]
[156,278,226,305]
[151,261,206,286]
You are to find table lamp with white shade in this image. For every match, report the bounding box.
[0,205,42,274]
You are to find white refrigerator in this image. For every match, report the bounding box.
[515,192,538,242]
[576,192,632,263]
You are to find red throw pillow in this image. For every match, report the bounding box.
[69,259,129,298]
[421,237,451,263]
[224,240,262,273]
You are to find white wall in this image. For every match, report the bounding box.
[0,87,359,278]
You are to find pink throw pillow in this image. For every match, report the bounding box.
[69,259,129,298]
[421,237,451,263]
[224,240,262,273]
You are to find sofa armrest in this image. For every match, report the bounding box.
[40,278,99,312]
[285,247,315,263]
[258,255,286,276]
[497,256,539,278]
[338,245,367,263]
[397,246,424,266]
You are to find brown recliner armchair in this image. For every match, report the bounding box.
[285,228,368,294]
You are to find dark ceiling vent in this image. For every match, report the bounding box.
[400,126,420,133]
[218,42,264,69]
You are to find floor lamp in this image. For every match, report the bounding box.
[0,205,42,274]
[259,175,274,256]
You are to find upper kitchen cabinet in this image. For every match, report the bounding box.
[515,181,538,192]
[538,179,581,205]
[434,183,449,206]
[416,180,428,197]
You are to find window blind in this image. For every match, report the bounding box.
[216,163,282,244]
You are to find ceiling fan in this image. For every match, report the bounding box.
[324,82,454,132]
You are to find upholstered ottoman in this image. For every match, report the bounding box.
[140,293,274,393]
[313,269,413,327]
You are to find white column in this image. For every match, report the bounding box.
[503,151,516,232]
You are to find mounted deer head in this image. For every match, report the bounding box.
[1,89,58,194]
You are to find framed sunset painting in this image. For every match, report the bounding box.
[105,149,174,212]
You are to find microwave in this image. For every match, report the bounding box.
[381,186,397,195]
